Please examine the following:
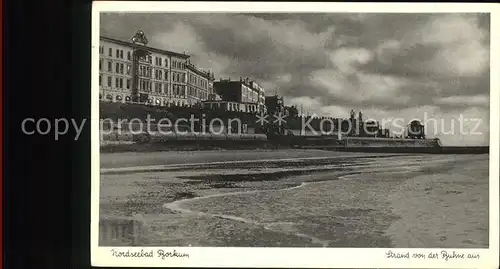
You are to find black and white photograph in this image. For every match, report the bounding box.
[92,2,499,268]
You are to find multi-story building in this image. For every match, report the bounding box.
[186,60,215,106]
[99,30,215,107]
[212,77,266,112]
[265,95,284,115]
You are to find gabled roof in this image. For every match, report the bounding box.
[100,36,190,59]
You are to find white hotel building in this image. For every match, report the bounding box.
[99,30,215,107]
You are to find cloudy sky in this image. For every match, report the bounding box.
[100,13,490,146]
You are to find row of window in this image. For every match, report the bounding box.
[188,73,208,89]
[99,45,186,70]
[187,86,208,100]
[138,79,187,97]
[172,71,185,83]
[99,60,191,84]
[227,103,259,113]
[172,84,186,96]
[100,59,132,75]
[139,65,152,78]
[99,93,190,107]
[99,75,132,89]
[203,103,259,113]
[99,46,126,59]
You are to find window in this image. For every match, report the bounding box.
[99,75,102,85]
[159,70,162,80]
[126,64,131,75]
[120,64,124,74]
[99,59,102,70]
[148,55,152,63]
[120,50,123,59]
[109,48,112,56]
[115,78,119,88]
[165,59,168,68]
[116,49,119,58]
[119,78,123,88]
[99,46,103,54]
[159,58,162,66]
[108,61,112,72]
[107,76,112,87]
[115,63,119,73]
[127,51,131,60]
[126,79,131,89]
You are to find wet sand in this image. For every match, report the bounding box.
[99,150,489,248]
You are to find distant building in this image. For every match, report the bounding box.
[406,120,425,139]
[213,77,266,112]
[265,95,284,115]
[99,30,216,107]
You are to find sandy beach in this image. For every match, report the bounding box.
[99,149,489,248]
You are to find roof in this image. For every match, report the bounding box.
[186,63,211,79]
[100,36,190,59]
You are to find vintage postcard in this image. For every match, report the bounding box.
[91,2,499,268]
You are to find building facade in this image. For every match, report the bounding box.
[202,100,260,113]
[213,77,266,112]
[99,30,215,107]
[186,61,215,106]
